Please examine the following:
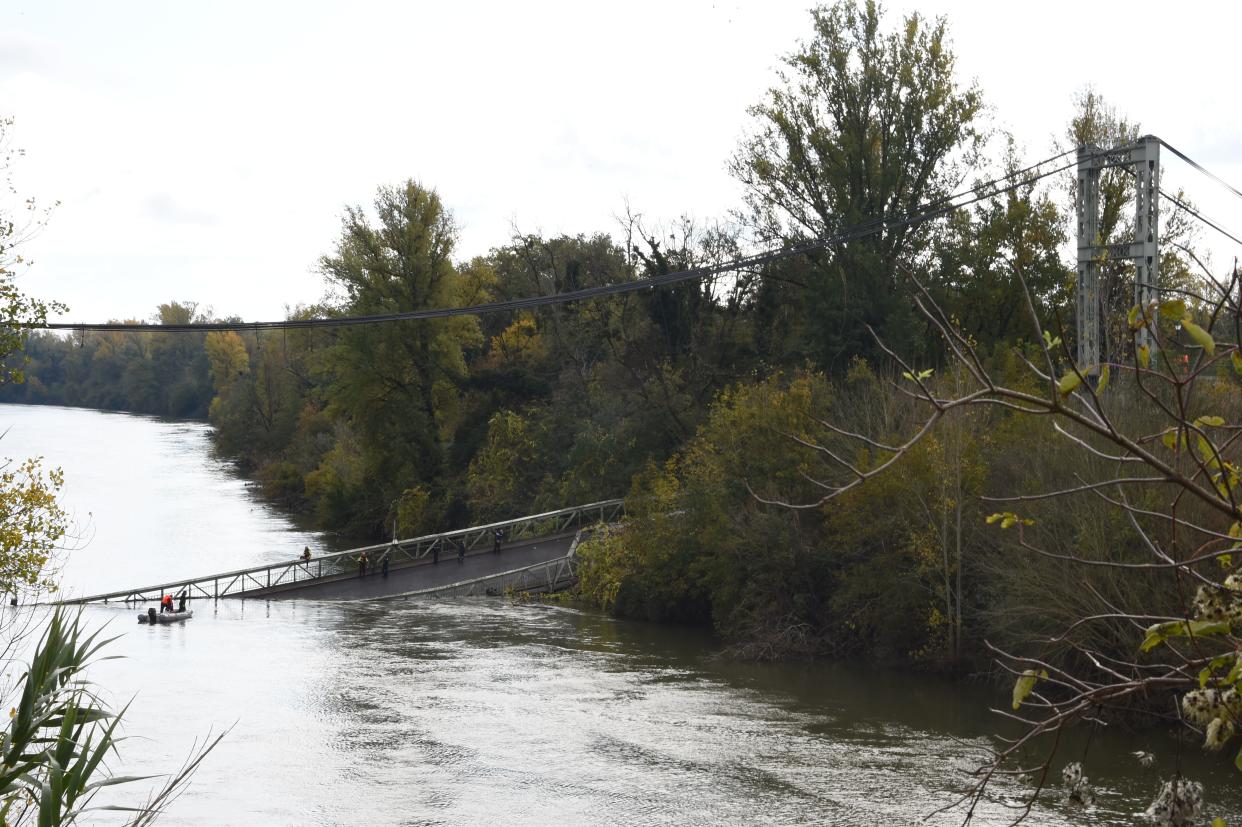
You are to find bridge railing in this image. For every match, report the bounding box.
[400,528,590,599]
[57,499,625,605]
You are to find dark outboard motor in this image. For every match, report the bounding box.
[147,607,157,625]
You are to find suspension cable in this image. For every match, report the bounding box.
[35,149,1090,334]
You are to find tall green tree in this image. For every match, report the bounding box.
[315,181,480,534]
[732,0,982,369]
[929,139,1071,350]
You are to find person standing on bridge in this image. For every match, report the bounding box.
[492,529,503,555]
[456,538,465,565]
[381,550,390,579]
[358,550,369,579]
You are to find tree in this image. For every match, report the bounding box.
[466,410,544,522]
[0,457,67,600]
[929,138,1071,351]
[317,181,481,533]
[732,0,982,369]
[774,253,1242,819]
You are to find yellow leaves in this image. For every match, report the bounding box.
[1190,417,1226,465]
[0,457,67,595]
[901,368,934,382]
[1131,300,1220,361]
[573,525,636,612]
[487,315,548,368]
[1163,298,1215,356]
[1183,319,1216,356]
[986,512,1034,530]
[1141,619,1231,652]
[394,485,439,537]
[1199,653,1237,689]
[1159,298,1188,320]
[1056,371,1082,396]
[1225,524,1242,566]
[1012,668,1047,710]
[1138,344,1150,369]
[204,331,250,390]
[1213,462,1241,497]
[1059,364,1108,395]
[465,410,541,514]
[1161,429,1187,451]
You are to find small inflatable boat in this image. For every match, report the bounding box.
[138,609,193,624]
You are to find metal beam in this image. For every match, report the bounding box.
[1133,135,1160,352]
[1077,144,1102,372]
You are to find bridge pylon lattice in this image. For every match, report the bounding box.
[1076,135,1160,373]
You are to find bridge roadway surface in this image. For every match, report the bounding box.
[258,534,576,600]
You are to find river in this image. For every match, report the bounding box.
[0,402,1238,825]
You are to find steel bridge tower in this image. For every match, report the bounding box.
[1076,135,1161,372]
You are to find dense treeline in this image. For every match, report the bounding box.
[0,303,215,418]
[0,1,1209,669]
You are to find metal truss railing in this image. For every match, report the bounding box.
[57,499,624,605]
[401,529,590,598]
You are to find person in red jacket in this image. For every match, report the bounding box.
[160,594,174,614]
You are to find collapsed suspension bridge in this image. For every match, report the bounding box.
[55,500,625,605]
[40,136,1242,605]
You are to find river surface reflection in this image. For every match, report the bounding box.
[1,404,1239,825]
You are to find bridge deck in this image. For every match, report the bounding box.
[56,499,622,606]
[243,534,576,600]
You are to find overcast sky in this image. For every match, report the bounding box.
[2,0,1239,324]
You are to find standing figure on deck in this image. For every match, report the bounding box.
[492,529,503,555]
[358,550,369,579]
[381,551,390,579]
[456,538,465,565]
[177,590,187,612]
[160,594,174,614]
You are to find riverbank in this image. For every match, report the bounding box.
[5,402,1241,823]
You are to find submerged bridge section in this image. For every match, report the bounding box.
[58,500,623,605]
